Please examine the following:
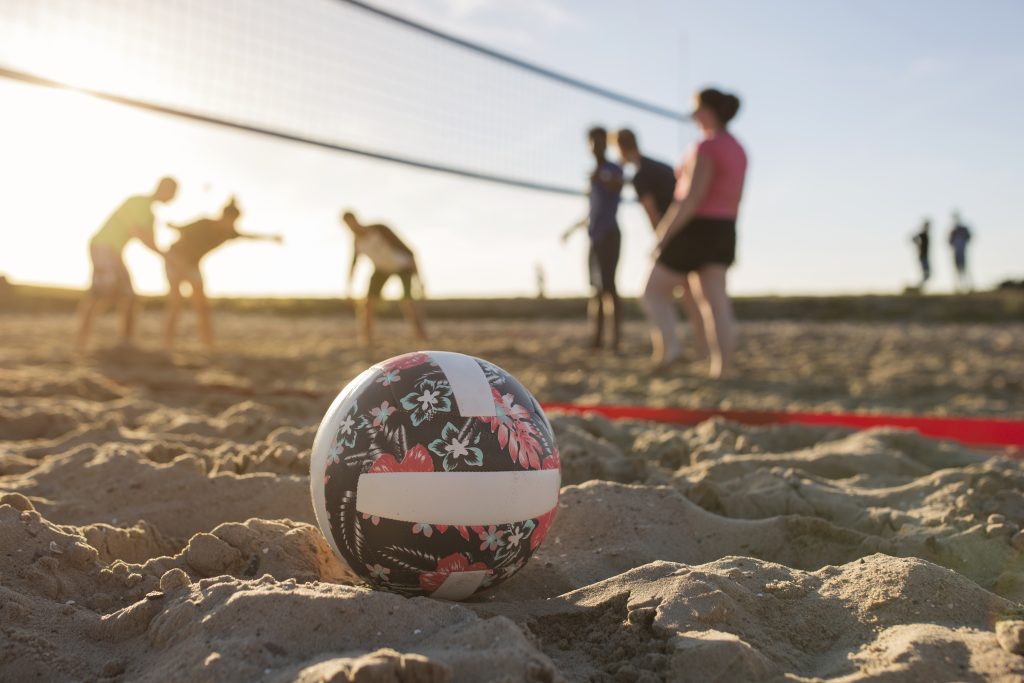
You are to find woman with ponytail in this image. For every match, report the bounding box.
[642,88,747,379]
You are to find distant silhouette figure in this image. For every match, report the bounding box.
[343,211,427,345]
[912,220,931,289]
[948,211,973,293]
[643,88,747,379]
[164,198,282,349]
[76,177,178,349]
[535,263,546,299]
[614,127,708,361]
[562,126,624,352]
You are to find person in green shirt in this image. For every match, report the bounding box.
[76,177,178,349]
[164,197,282,349]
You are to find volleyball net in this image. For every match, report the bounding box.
[0,0,687,196]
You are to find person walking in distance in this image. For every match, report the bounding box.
[76,177,178,349]
[948,211,973,293]
[562,127,624,352]
[643,88,747,379]
[912,220,931,290]
[613,128,708,362]
[342,211,428,345]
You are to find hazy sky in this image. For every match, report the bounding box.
[1,0,1021,298]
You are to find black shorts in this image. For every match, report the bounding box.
[367,269,414,300]
[657,217,736,274]
[588,230,620,294]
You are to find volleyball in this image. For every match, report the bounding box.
[310,351,561,600]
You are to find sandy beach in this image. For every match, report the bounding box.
[2,311,1024,681]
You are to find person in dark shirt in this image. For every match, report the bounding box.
[948,211,973,293]
[613,129,675,221]
[613,128,708,361]
[562,126,624,351]
[912,219,931,289]
[164,197,282,349]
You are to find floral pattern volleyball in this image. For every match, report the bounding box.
[310,352,561,600]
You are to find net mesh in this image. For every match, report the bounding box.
[0,0,685,196]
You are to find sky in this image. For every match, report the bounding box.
[0,0,1022,299]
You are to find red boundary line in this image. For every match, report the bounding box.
[541,402,1024,449]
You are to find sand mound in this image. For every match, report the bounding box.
[0,496,559,682]
[500,481,882,601]
[2,444,313,540]
[3,314,1024,680]
[6,495,1024,682]
[486,556,1024,681]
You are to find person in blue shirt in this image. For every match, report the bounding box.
[563,126,624,351]
[948,211,973,293]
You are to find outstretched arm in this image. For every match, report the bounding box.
[654,154,713,253]
[561,215,588,243]
[132,225,164,256]
[235,231,284,244]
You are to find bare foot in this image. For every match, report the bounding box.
[650,354,683,374]
[709,366,738,380]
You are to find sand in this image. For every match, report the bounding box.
[2,311,1023,681]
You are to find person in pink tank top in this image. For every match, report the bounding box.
[641,88,747,378]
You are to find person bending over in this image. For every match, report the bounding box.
[164,197,282,349]
[342,210,427,345]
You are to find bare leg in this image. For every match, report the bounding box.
[362,295,378,346]
[588,292,604,349]
[189,276,213,350]
[679,280,709,360]
[400,299,428,341]
[117,293,137,346]
[164,280,183,350]
[606,292,622,353]
[642,263,687,365]
[690,265,738,379]
[76,294,99,351]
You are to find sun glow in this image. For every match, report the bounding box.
[0,81,209,293]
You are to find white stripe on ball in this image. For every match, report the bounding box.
[431,570,489,600]
[356,470,560,525]
[428,350,498,417]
